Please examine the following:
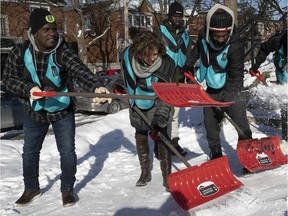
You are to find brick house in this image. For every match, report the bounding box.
[1,0,207,71]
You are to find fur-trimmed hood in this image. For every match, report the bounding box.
[206,4,235,44]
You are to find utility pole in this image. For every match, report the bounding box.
[124,0,129,47]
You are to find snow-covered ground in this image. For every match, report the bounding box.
[1,56,287,216]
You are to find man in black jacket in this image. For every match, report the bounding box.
[3,8,111,207]
[185,4,252,159]
[154,1,193,157]
[250,29,287,84]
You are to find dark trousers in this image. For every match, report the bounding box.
[23,113,76,192]
[204,100,252,149]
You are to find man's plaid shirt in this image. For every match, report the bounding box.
[3,42,106,123]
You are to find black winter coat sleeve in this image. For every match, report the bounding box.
[224,36,245,95]
[185,30,202,69]
[253,31,286,70]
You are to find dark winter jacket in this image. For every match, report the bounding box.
[186,27,245,102]
[121,47,175,131]
[253,29,287,71]
[154,19,194,82]
[3,35,106,123]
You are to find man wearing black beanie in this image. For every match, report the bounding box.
[29,8,56,34]
[3,8,112,207]
[154,1,193,157]
[185,4,252,167]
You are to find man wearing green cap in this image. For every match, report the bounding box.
[3,8,111,207]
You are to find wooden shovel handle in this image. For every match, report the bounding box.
[32,91,157,100]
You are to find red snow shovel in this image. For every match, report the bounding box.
[32,83,234,108]
[132,106,243,211]
[237,136,287,173]
[151,82,234,108]
[220,110,287,173]
[183,72,287,173]
[168,156,243,210]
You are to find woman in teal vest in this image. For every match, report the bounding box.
[185,4,252,161]
[122,31,175,191]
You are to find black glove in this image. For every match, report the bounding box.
[174,71,185,85]
[150,115,168,139]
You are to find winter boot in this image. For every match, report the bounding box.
[171,137,187,156]
[135,134,151,186]
[15,189,42,207]
[62,190,76,207]
[158,140,172,192]
[210,145,223,160]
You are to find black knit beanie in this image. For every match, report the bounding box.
[210,9,233,31]
[168,2,183,17]
[29,8,56,34]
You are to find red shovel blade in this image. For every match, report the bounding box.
[237,136,287,173]
[168,156,243,210]
[152,83,234,107]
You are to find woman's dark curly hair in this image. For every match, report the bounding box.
[131,31,166,61]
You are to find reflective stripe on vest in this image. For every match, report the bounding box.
[123,47,157,110]
[160,25,189,68]
[196,39,230,89]
[24,49,70,112]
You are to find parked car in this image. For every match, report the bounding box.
[73,74,129,114]
[1,83,24,131]
[96,69,121,77]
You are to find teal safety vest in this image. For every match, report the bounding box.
[160,25,190,68]
[123,47,158,110]
[196,39,230,89]
[274,45,288,84]
[24,49,70,112]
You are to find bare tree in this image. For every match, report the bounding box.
[224,0,238,24]
[46,0,114,64]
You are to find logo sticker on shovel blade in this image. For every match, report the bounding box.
[256,152,272,165]
[197,181,219,197]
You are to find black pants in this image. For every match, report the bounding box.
[204,93,252,149]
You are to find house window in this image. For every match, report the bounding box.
[0,15,9,37]
[256,23,265,36]
[183,18,189,28]
[130,14,153,29]
[146,16,152,26]
[134,15,140,26]
[63,22,67,34]
[84,18,91,31]
[129,14,132,26]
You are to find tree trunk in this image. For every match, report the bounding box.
[224,0,238,26]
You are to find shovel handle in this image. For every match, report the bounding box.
[184,72,249,139]
[249,69,268,86]
[214,107,251,140]
[32,91,157,100]
[184,71,196,82]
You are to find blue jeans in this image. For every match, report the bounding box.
[23,113,76,192]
